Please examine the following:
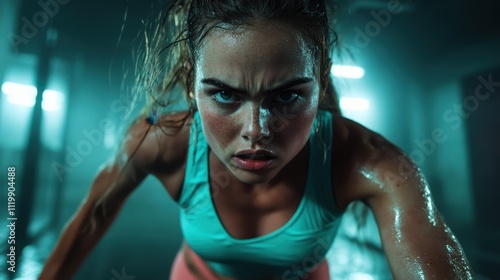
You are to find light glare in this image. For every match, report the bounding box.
[331,65,365,79]
[2,82,64,111]
[340,97,370,111]
[348,272,375,280]
[42,89,64,111]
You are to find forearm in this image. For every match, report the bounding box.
[383,221,474,279]
[39,200,121,279]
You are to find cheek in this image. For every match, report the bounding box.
[195,91,240,143]
[274,108,317,149]
[198,106,236,147]
[288,112,316,138]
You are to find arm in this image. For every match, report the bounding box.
[365,155,473,279]
[39,120,155,279]
[333,118,474,279]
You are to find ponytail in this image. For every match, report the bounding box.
[132,0,195,124]
[84,0,196,235]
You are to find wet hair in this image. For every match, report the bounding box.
[87,0,342,233]
[133,0,341,123]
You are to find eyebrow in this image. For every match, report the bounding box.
[200,77,313,95]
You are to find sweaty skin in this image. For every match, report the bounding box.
[332,118,474,279]
[39,18,473,280]
[194,21,320,188]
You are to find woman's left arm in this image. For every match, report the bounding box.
[333,118,474,279]
[366,154,473,279]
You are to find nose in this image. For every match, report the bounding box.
[241,105,271,143]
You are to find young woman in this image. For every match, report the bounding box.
[40,0,473,279]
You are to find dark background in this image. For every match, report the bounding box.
[0,0,499,279]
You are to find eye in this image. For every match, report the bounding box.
[211,90,239,104]
[273,91,299,104]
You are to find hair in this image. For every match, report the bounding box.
[86,0,343,233]
[133,0,341,122]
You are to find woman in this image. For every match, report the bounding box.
[40,0,473,279]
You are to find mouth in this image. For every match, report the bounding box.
[234,149,276,170]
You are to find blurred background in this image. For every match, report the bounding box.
[0,0,499,279]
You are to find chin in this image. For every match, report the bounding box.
[231,167,277,185]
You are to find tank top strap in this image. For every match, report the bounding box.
[306,109,342,218]
[178,111,208,209]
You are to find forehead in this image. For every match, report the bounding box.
[195,21,316,83]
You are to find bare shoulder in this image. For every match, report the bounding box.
[121,111,192,175]
[332,115,401,158]
[331,117,474,279]
[331,116,411,209]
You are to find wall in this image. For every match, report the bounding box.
[424,37,500,226]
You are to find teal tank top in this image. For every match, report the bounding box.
[178,109,342,279]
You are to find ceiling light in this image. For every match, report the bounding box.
[340,97,370,111]
[2,82,64,111]
[331,65,365,79]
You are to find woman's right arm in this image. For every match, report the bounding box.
[39,119,160,279]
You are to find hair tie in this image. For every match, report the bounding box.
[146,112,158,125]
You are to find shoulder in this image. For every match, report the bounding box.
[331,116,417,210]
[120,110,192,174]
[329,116,474,278]
[82,111,192,206]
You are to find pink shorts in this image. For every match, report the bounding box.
[169,244,220,280]
[169,244,330,280]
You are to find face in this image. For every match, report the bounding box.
[194,20,321,185]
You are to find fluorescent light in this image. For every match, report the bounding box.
[340,97,370,111]
[2,82,37,107]
[348,272,375,280]
[2,82,64,111]
[331,65,365,79]
[2,82,37,96]
[42,89,64,111]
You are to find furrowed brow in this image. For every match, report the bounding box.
[263,77,313,94]
[201,77,313,95]
[201,78,245,94]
